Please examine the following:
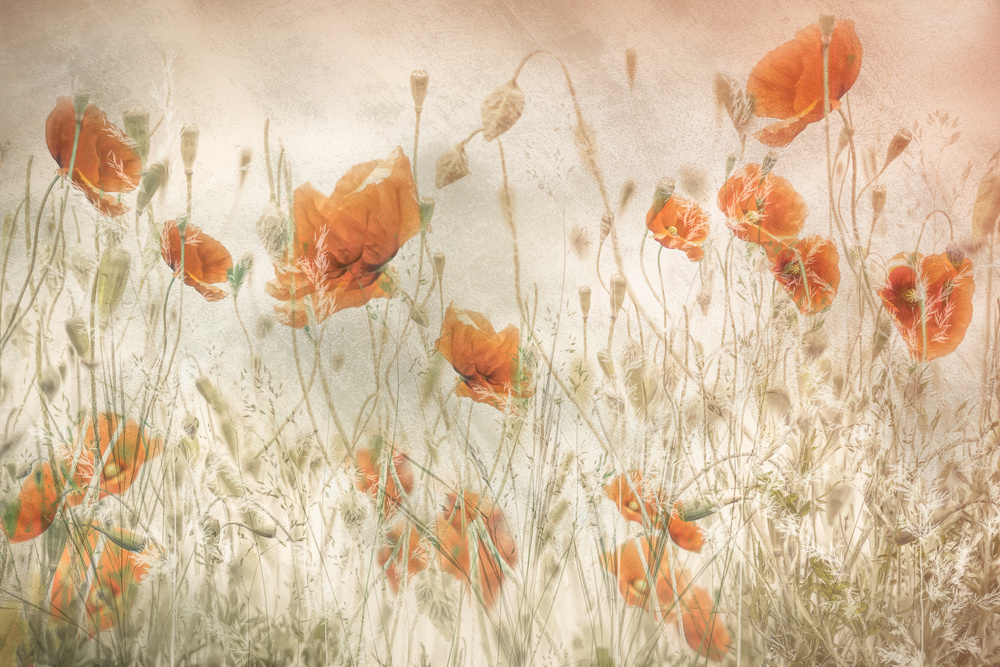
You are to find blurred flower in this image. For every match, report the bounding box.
[718,163,807,247]
[46,97,142,217]
[646,194,710,261]
[601,535,689,618]
[746,19,863,147]
[266,147,420,327]
[604,471,705,552]
[435,304,533,410]
[377,524,428,594]
[161,219,234,301]
[878,251,975,361]
[768,236,841,315]
[679,585,731,662]
[354,445,414,518]
[436,491,516,609]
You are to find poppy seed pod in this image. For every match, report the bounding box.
[180,123,199,173]
[432,252,446,282]
[73,93,90,123]
[96,247,131,328]
[872,185,887,220]
[610,275,627,318]
[884,129,912,168]
[435,143,470,189]
[481,79,525,141]
[411,69,429,113]
[122,107,150,164]
[65,317,91,360]
[625,48,637,90]
[972,151,1000,239]
[579,286,592,321]
[136,161,168,212]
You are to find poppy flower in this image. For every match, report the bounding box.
[435,304,533,410]
[436,491,517,609]
[1,460,77,543]
[266,147,421,327]
[377,524,429,594]
[46,97,142,217]
[354,446,414,518]
[600,535,690,619]
[746,19,863,147]
[769,236,841,315]
[679,585,731,662]
[646,195,710,261]
[603,472,705,552]
[718,163,807,246]
[161,219,234,301]
[878,250,975,361]
[67,413,163,501]
[50,527,158,634]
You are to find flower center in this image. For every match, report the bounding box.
[665,226,678,236]
[782,261,801,276]
[902,288,921,303]
[744,210,761,224]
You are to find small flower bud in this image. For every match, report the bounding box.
[432,252,446,282]
[725,154,736,179]
[945,244,965,270]
[180,123,199,173]
[435,143,470,189]
[73,93,90,123]
[651,179,675,217]
[182,414,199,437]
[410,303,429,328]
[122,106,150,164]
[95,246,131,328]
[610,275,627,317]
[818,14,836,40]
[481,79,525,142]
[419,197,435,232]
[625,48,638,90]
[257,202,288,261]
[579,286,592,321]
[65,317,91,360]
[39,364,61,400]
[836,125,851,156]
[871,185,887,220]
[600,212,614,242]
[619,180,636,212]
[92,524,148,552]
[410,69,429,113]
[597,349,615,379]
[239,147,252,171]
[884,129,912,168]
[136,161,168,212]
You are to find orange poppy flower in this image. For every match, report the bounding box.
[600,536,690,620]
[603,472,705,552]
[747,19,863,147]
[718,163,807,246]
[50,527,158,634]
[679,585,731,662]
[354,446,414,518]
[266,147,421,327]
[46,97,142,217]
[70,413,164,500]
[377,524,429,594]
[646,195,710,262]
[1,460,77,543]
[769,236,841,315]
[161,219,234,301]
[878,250,975,361]
[436,491,517,609]
[435,304,533,410]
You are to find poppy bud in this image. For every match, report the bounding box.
[39,364,61,400]
[884,129,912,168]
[676,500,718,522]
[871,185,887,220]
[239,147,252,171]
[256,202,287,261]
[433,252,446,282]
[724,154,736,180]
[945,244,966,270]
[411,69,429,113]
[122,107,150,164]
[65,317,91,360]
[180,123,199,173]
[136,161,168,212]
[95,247,131,328]
[73,93,90,123]
[419,197,435,232]
[435,143,470,189]
[761,152,778,178]
[650,179,675,218]
[610,275,627,318]
[973,151,1000,239]
[410,303,429,328]
[625,48,638,90]
[597,349,615,379]
[600,212,614,242]
[836,125,851,156]
[579,286,591,321]
[91,524,148,552]
[481,79,525,142]
[182,414,199,436]
[619,180,636,212]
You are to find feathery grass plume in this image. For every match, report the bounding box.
[713,72,755,140]
[481,79,525,141]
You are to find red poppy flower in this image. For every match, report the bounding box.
[435,304,533,410]
[601,536,690,620]
[354,446,414,518]
[878,251,975,361]
[266,147,421,327]
[718,163,807,246]
[1,460,75,543]
[603,472,705,552]
[71,413,164,500]
[377,525,429,594]
[50,527,158,634]
[679,585,731,662]
[46,97,142,217]
[436,491,517,609]
[161,219,234,301]
[769,236,841,315]
[747,19,863,147]
[646,195,710,261]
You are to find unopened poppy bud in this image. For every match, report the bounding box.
[481,79,525,141]
[419,197,435,232]
[433,252,446,281]
[92,524,148,552]
[39,364,61,400]
[884,129,912,168]
[96,247,131,328]
[410,69,429,113]
[836,125,851,156]
[597,349,615,379]
[619,180,636,212]
[676,500,718,522]
[625,48,637,90]
[122,107,150,164]
[973,152,1000,239]
[725,154,736,179]
[137,161,168,212]
[410,303,429,328]
[651,179,675,217]
[435,143,470,188]
[600,212,614,242]
[73,93,90,123]
[610,275,627,317]
[256,202,287,261]
[945,244,965,270]
[180,123,199,173]
[238,147,252,171]
[818,14,836,39]
[761,152,778,177]
[182,414,199,437]
[872,185,887,219]
[65,317,91,360]
[579,286,592,321]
